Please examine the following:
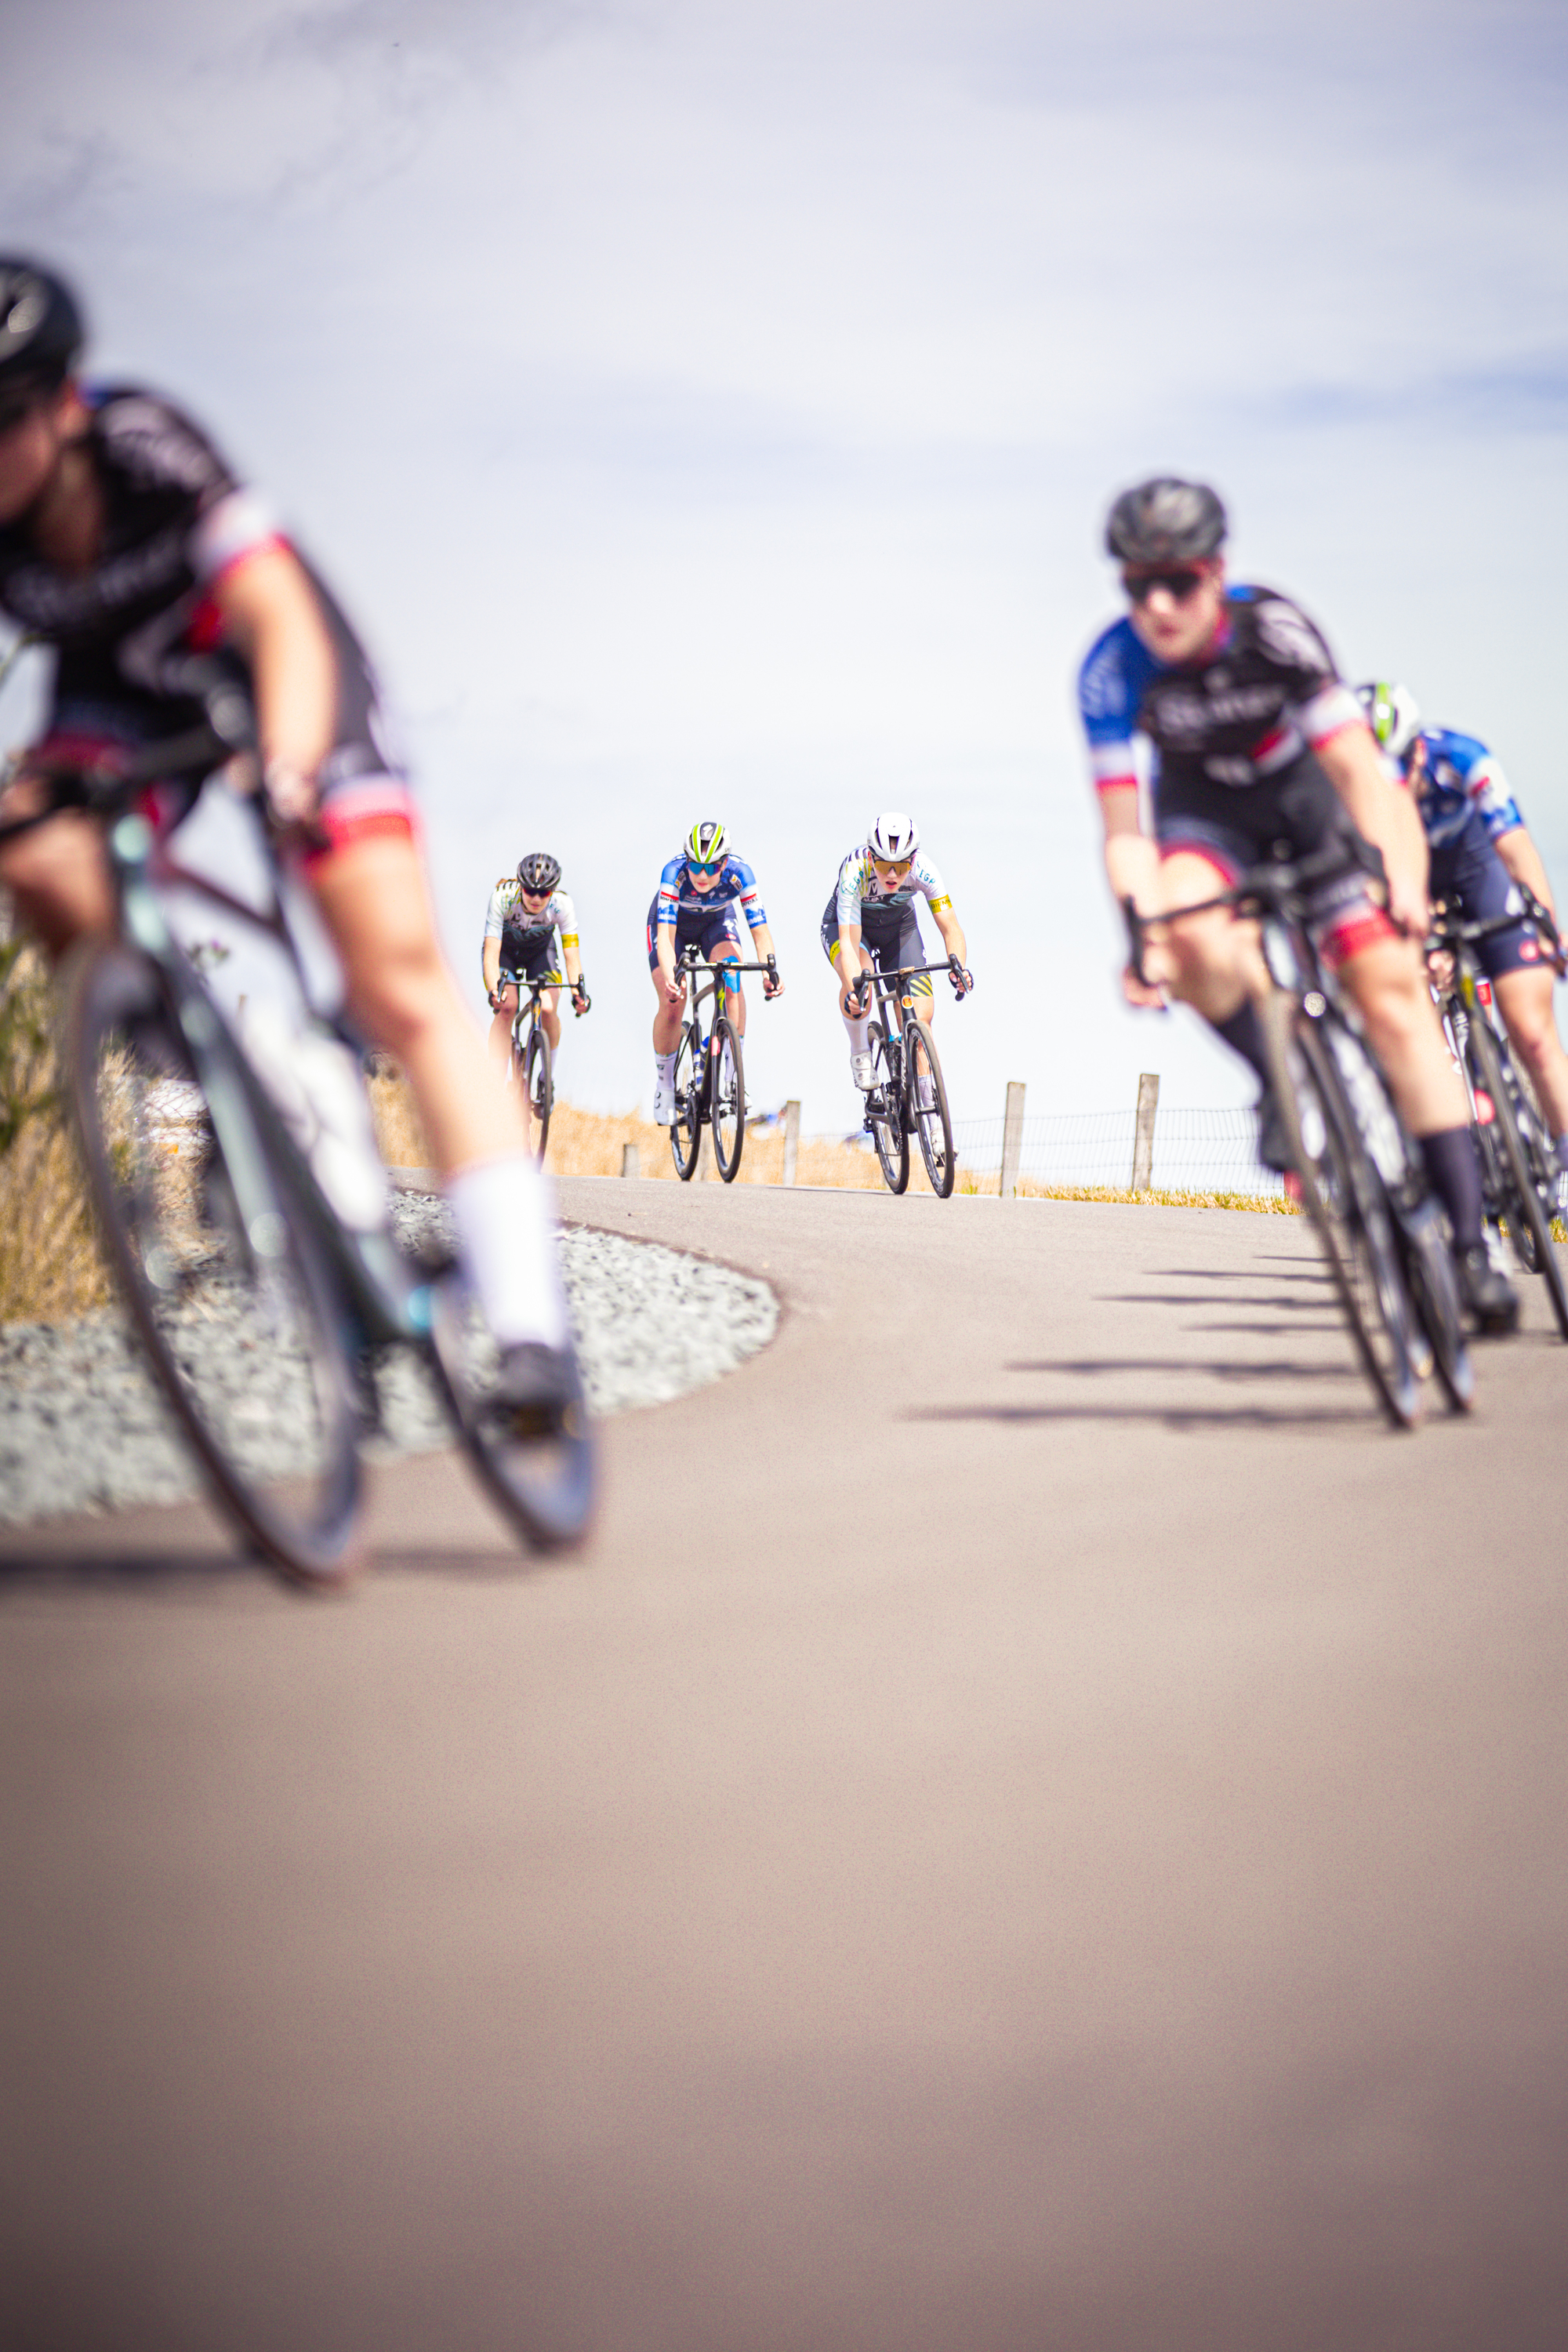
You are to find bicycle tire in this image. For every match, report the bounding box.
[65,940,365,1585]
[866,1022,909,1194]
[906,1021,956,1198]
[1260,991,1423,1428]
[1396,1198,1475,1413]
[670,1021,702,1180]
[1468,1004,1568,1338]
[524,1021,553,1167]
[711,1013,746,1182]
[426,1287,596,1552]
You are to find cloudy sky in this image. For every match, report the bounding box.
[4,0,1566,1130]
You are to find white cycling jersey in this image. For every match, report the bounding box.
[485,878,579,945]
[834,847,951,925]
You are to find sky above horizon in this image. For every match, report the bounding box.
[4,0,1566,1132]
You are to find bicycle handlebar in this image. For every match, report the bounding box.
[1122,837,1388,982]
[0,720,236,845]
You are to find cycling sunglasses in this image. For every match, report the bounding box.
[871,854,914,874]
[1123,566,1208,605]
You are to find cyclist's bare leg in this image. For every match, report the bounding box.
[652,964,686,1055]
[712,944,746,1036]
[1494,964,1568,1137]
[1334,934,1470,1137]
[310,834,532,1173]
[0,793,113,953]
[487,978,519,1073]
[1149,849,1269,1022]
[539,985,562,1053]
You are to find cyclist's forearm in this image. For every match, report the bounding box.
[1495,827,1556,921]
[481,938,501,995]
[933,906,967,964]
[656,924,679,986]
[561,936,583,987]
[1320,728,1429,894]
[750,924,776,967]
[215,546,338,782]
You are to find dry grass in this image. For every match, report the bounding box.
[1010,1178,1302,1214]
[0,938,112,1323]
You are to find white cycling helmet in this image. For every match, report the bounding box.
[1356,680,1422,765]
[868,811,919,861]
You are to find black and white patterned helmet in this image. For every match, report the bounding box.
[0,260,83,391]
[1105,477,1228,564]
[517,851,561,893]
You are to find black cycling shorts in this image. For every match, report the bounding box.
[497,931,564,989]
[646,895,742,970]
[1430,815,1541,981]
[819,895,934,998]
[1152,750,1397,970]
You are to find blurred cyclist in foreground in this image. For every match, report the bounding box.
[0,257,580,1413]
[1078,476,1516,1332]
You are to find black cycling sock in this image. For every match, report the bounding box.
[1421,1124,1484,1253]
[1210,1001,1271,1088]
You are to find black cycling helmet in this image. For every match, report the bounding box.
[517,851,561,894]
[0,260,84,394]
[1105,477,1228,565]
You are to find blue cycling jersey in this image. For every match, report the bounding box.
[653,852,768,929]
[1409,727,1523,853]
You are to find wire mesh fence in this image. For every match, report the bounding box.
[949,1103,1281,1197]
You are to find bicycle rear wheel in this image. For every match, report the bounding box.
[65,941,365,1585]
[866,1023,909,1194]
[524,1022,553,1167]
[711,1014,746,1181]
[1468,1007,1568,1337]
[670,1022,702,1179]
[1397,1197,1475,1412]
[1261,992,1422,1428]
[906,1021,955,1197]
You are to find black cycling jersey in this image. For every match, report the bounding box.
[0,383,408,837]
[1079,585,1364,796]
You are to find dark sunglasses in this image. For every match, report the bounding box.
[1123,567,1207,605]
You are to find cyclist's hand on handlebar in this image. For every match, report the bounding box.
[949,960,973,999]
[662,969,686,1005]
[763,960,784,1000]
[572,983,591,1016]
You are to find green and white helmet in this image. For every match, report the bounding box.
[1356,680,1422,764]
[685,818,728,868]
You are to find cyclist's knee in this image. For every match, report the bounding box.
[349,939,450,1055]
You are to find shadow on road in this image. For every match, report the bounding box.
[906,1399,1375,1432]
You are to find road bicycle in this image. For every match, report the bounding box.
[1428,893,1568,1340]
[499,965,589,1167]
[1126,843,1471,1430]
[848,957,966,1200]
[668,943,779,1184]
[0,722,594,1587]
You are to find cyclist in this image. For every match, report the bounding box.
[482,851,589,1073]
[1078,476,1516,1332]
[0,258,580,1411]
[648,819,782,1123]
[823,813,972,1094]
[1358,682,1568,1189]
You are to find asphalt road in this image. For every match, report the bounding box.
[3,1179,1567,2350]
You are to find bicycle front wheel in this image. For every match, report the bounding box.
[712,1014,746,1181]
[65,942,365,1585]
[906,1021,955,1198]
[524,1022,553,1167]
[1468,1008,1568,1337]
[670,1022,702,1180]
[1261,992,1423,1428]
[866,1023,909,1194]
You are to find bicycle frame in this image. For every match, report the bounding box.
[676,944,776,1100]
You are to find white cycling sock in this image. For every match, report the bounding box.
[446,1157,569,1349]
[655,1051,676,1084]
[841,1009,870,1054]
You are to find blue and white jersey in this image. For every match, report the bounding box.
[1408,727,1523,853]
[653,851,768,930]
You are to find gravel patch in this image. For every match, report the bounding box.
[0,1196,777,1527]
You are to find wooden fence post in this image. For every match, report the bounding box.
[782,1099,800,1187]
[621,1142,640,1179]
[1131,1072,1160,1192]
[1000,1081,1025,1198]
